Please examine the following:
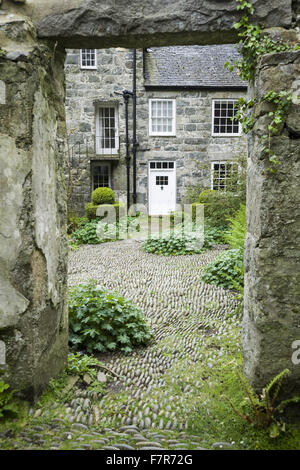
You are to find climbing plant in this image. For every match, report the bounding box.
[225,0,298,172]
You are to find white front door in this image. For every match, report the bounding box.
[148,161,176,215]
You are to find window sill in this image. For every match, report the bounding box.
[94,153,120,159]
[149,133,176,137]
[211,133,242,137]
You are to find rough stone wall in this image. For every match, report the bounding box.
[0,19,68,400]
[65,48,247,214]
[35,0,293,49]
[243,47,300,394]
[65,48,135,212]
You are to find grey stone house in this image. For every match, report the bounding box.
[65,45,247,216]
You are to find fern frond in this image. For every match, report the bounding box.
[265,369,290,407]
[223,394,254,424]
[277,396,300,413]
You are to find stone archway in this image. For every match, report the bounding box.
[0,0,299,400]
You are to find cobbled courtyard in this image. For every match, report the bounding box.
[0,240,242,450]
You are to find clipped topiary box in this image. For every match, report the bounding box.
[91,187,115,205]
[85,201,125,221]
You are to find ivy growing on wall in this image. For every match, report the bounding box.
[225,0,298,172]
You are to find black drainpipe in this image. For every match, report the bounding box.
[121,90,133,211]
[123,92,131,211]
[132,49,137,205]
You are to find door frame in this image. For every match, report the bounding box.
[148,160,177,216]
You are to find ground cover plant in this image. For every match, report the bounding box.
[201,248,244,290]
[201,205,246,290]
[0,381,19,421]
[68,280,154,354]
[70,215,141,246]
[186,318,300,450]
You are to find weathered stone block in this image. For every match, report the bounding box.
[0,24,68,401]
[243,49,300,396]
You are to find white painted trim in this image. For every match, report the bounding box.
[211,98,242,137]
[95,103,119,155]
[148,161,177,215]
[210,160,240,190]
[149,99,176,136]
[80,49,97,70]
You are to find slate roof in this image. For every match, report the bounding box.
[144,45,247,89]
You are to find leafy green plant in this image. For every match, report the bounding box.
[85,201,124,221]
[71,215,141,246]
[198,189,245,228]
[224,368,300,438]
[225,0,297,172]
[69,280,154,354]
[224,204,246,250]
[91,187,115,205]
[71,219,103,245]
[226,0,296,83]
[142,231,204,256]
[184,183,206,203]
[204,225,227,247]
[201,248,244,290]
[67,352,104,376]
[143,223,227,256]
[67,215,89,234]
[0,381,19,420]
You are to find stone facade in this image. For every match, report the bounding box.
[65,47,248,215]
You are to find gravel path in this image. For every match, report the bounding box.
[0,241,241,450]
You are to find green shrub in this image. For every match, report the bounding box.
[142,231,205,256]
[184,183,206,203]
[201,248,244,290]
[142,222,227,256]
[204,225,227,247]
[67,352,104,377]
[95,201,125,221]
[67,215,89,234]
[198,189,243,228]
[169,211,184,227]
[0,381,19,420]
[71,220,102,245]
[68,280,154,354]
[191,202,204,222]
[224,204,246,250]
[198,189,217,203]
[86,201,125,221]
[72,215,138,245]
[85,202,99,220]
[91,187,115,205]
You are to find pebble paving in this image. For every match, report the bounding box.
[0,240,241,450]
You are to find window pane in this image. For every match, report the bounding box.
[81,49,96,67]
[150,100,174,134]
[93,165,110,189]
[157,101,162,117]
[212,162,238,191]
[213,100,239,134]
[98,106,117,151]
